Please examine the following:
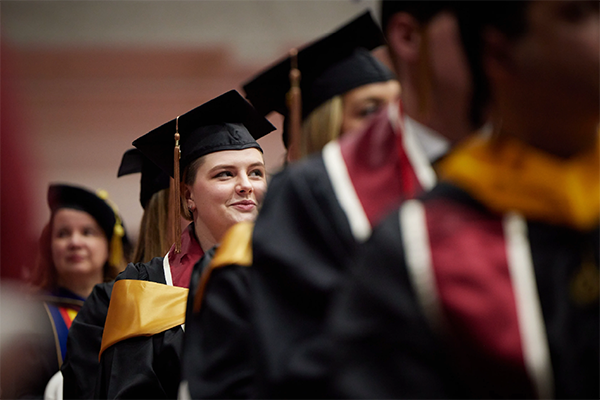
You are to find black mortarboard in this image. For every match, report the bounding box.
[242,11,395,122]
[118,148,170,209]
[380,1,453,34]
[132,90,275,180]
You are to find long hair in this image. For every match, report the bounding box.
[32,214,123,292]
[300,95,344,158]
[132,187,172,263]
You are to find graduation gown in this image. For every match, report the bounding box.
[250,104,443,397]
[329,135,600,399]
[62,224,201,399]
[179,222,253,399]
[2,287,84,399]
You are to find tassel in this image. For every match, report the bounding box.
[109,222,125,269]
[168,177,177,251]
[173,117,182,254]
[286,48,302,162]
[96,189,125,268]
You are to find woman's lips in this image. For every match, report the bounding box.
[67,254,85,263]
[231,200,256,212]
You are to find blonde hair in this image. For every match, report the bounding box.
[300,95,344,158]
[132,187,172,263]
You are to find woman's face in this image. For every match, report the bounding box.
[186,148,267,247]
[340,80,401,133]
[51,208,109,282]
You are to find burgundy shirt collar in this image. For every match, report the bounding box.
[167,223,204,288]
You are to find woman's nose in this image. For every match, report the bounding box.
[68,232,84,247]
[236,175,253,194]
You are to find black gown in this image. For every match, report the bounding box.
[329,182,599,398]
[250,107,438,397]
[179,221,258,399]
[95,258,185,399]
[63,225,201,399]
[62,258,171,399]
[180,108,444,398]
[62,280,115,399]
[180,251,253,399]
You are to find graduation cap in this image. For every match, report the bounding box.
[242,11,395,122]
[118,148,170,209]
[132,89,275,253]
[132,90,275,180]
[48,183,128,268]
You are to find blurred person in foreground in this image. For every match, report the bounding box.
[329,1,599,398]
[1,48,51,398]
[244,1,476,397]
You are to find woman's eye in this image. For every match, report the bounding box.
[215,171,234,179]
[249,169,264,178]
[56,229,70,238]
[357,104,380,118]
[83,228,98,236]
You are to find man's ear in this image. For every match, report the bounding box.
[386,12,422,63]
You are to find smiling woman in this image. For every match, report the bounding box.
[60,90,275,400]
[184,148,267,253]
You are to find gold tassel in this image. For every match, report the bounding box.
[173,117,182,254]
[286,48,302,162]
[96,189,125,268]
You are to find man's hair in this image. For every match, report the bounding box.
[456,1,530,128]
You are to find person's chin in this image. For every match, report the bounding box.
[231,210,258,223]
[63,262,94,274]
